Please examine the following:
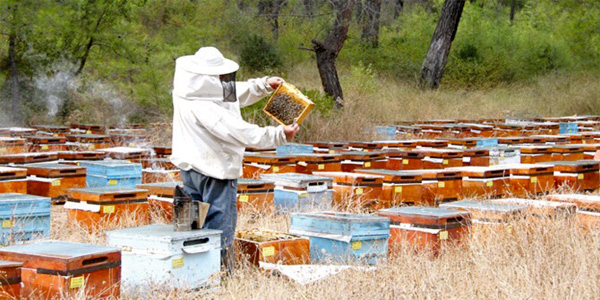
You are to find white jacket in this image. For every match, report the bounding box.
[170,63,287,180]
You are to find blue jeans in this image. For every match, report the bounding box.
[180,169,238,249]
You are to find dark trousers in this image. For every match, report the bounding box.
[180,169,238,250]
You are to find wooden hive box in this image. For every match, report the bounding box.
[235,228,310,267]
[502,163,555,198]
[354,169,423,208]
[416,124,445,139]
[497,136,527,146]
[65,186,149,230]
[0,128,37,138]
[0,137,26,155]
[462,148,490,167]
[446,166,509,199]
[0,260,22,300]
[260,173,333,213]
[440,200,525,233]
[26,136,67,153]
[529,134,569,145]
[490,198,576,220]
[65,134,110,150]
[307,141,349,154]
[31,125,70,137]
[548,145,585,161]
[294,153,342,174]
[98,147,151,160]
[141,169,181,184]
[242,154,297,179]
[416,148,463,169]
[263,82,314,126]
[546,194,600,230]
[0,240,120,300]
[152,145,172,158]
[519,146,552,164]
[447,138,478,150]
[414,139,449,148]
[313,171,384,210]
[0,167,27,194]
[411,169,462,206]
[464,123,495,137]
[23,163,86,200]
[581,143,600,159]
[69,123,105,135]
[137,181,181,222]
[57,151,106,161]
[347,141,384,152]
[543,160,600,192]
[237,179,275,214]
[386,150,424,171]
[132,157,177,170]
[378,206,471,256]
[339,151,387,172]
[0,152,58,165]
[108,133,149,148]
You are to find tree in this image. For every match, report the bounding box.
[360,0,382,47]
[257,0,288,40]
[419,0,465,89]
[311,0,355,108]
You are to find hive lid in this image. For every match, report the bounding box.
[0,193,50,202]
[69,186,146,194]
[0,260,22,268]
[440,200,523,213]
[106,224,221,244]
[379,207,468,218]
[238,178,274,186]
[0,240,118,259]
[260,172,333,184]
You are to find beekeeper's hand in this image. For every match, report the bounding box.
[267,77,285,90]
[283,123,300,141]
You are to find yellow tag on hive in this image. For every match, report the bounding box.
[70,276,84,289]
[318,164,325,170]
[51,180,61,187]
[108,179,118,185]
[53,134,59,137]
[351,241,362,250]
[578,174,584,180]
[103,206,115,214]
[363,149,369,152]
[41,145,49,150]
[272,166,280,172]
[172,257,184,269]
[438,182,445,188]
[128,143,135,147]
[86,130,92,134]
[364,162,371,167]
[329,150,335,154]
[530,177,537,183]
[2,219,13,228]
[238,195,249,203]
[88,144,95,150]
[394,186,402,193]
[486,181,493,187]
[299,192,308,198]
[443,159,449,165]
[0,148,6,153]
[402,159,409,165]
[439,231,448,240]
[506,225,513,234]
[262,246,275,257]
[355,188,364,195]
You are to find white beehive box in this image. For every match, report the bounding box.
[106,224,221,291]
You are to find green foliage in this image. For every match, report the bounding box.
[240,35,282,72]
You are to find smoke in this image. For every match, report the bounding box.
[33,66,76,117]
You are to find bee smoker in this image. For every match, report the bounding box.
[173,185,203,231]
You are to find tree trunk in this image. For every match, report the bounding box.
[8,32,22,124]
[509,0,516,23]
[419,0,465,89]
[258,0,287,40]
[361,0,382,47]
[393,0,404,20]
[312,0,355,108]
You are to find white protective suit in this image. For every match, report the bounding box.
[170,60,287,180]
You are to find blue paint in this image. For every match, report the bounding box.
[0,193,51,245]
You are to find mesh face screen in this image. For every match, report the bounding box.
[220,72,237,102]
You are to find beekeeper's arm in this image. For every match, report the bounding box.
[237,77,284,108]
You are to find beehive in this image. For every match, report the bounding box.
[0,260,22,300]
[56,151,106,161]
[410,169,462,206]
[0,152,58,165]
[79,160,142,188]
[0,167,27,194]
[446,166,508,199]
[0,137,26,155]
[0,193,51,245]
[500,164,554,198]
[237,179,275,214]
[543,160,600,191]
[137,181,181,222]
[294,153,342,174]
[386,150,424,170]
[490,198,576,220]
[440,200,525,233]
[235,228,310,267]
[23,162,86,200]
[98,147,151,160]
[313,171,383,210]
[263,82,314,125]
[260,173,333,213]
[339,151,387,172]
[242,154,297,179]
[354,169,423,208]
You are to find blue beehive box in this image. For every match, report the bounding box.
[474,138,498,147]
[276,143,314,155]
[559,122,578,134]
[79,160,142,187]
[289,211,390,265]
[0,193,51,245]
[375,126,397,138]
[260,173,334,213]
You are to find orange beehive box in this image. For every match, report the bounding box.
[386,150,424,170]
[65,134,110,150]
[529,135,569,145]
[416,148,463,169]
[440,200,525,225]
[0,241,120,300]
[141,169,181,183]
[371,140,417,150]
[27,135,67,145]
[414,139,449,148]
[546,194,600,230]
[235,228,310,267]
[65,186,150,230]
[307,142,349,154]
[0,167,27,194]
[31,125,70,137]
[463,123,495,137]
[0,128,37,138]
[0,260,22,300]
[497,136,527,146]
[347,142,384,152]
[313,171,384,210]
[519,146,552,164]
[152,145,172,158]
[0,152,58,165]
[242,154,297,179]
[354,169,423,207]
[108,133,149,147]
[378,207,471,255]
[411,169,462,206]
[237,179,275,214]
[490,198,576,220]
[0,137,26,155]
[339,151,387,172]
[57,151,106,161]
[501,164,554,198]
[132,157,177,169]
[462,148,490,166]
[294,153,342,174]
[98,147,151,160]
[69,124,105,135]
[447,166,508,199]
[137,181,180,222]
[23,163,86,200]
[548,145,585,161]
[446,138,478,150]
[581,143,600,159]
[544,160,600,192]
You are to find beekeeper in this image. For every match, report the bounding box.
[170,46,299,271]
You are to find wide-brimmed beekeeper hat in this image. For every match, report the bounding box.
[176,46,239,75]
